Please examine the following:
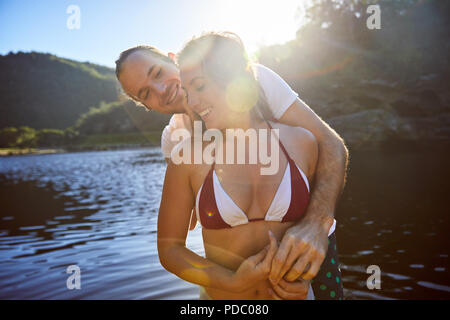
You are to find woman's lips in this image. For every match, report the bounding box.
[198,107,212,119]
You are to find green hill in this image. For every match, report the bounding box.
[0,51,119,130]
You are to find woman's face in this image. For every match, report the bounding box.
[180,65,232,130]
[118,50,186,114]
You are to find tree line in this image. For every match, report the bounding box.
[1,0,448,149]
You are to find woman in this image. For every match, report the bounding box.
[157,32,342,299]
[115,35,346,299]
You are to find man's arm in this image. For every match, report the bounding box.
[269,97,349,284]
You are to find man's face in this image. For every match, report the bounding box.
[118,50,186,114]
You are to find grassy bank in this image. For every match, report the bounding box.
[0,131,162,156]
[0,148,64,156]
[76,131,161,147]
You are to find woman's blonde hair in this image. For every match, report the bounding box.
[178,32,274,121]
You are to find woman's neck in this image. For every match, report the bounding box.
[220,111,265,134]
[218,112,270,156]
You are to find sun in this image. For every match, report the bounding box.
[207,0,308,55]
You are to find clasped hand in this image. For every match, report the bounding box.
[231,230,313,300]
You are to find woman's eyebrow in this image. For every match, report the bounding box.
[190,76,204,85]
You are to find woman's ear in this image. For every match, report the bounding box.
[168,52,177,64]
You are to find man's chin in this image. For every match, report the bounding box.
[158,104,186,115]
[172,107,187,114]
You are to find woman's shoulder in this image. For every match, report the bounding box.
[164,114,192,132]
[169,136,213,169]
[269,121,318,177]
[162,114,195,158]
[269,121,317,149]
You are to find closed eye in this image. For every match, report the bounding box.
[155,68,162,79]
[182,87,189,103]
[138,87,149,101]
[143,88,149,100]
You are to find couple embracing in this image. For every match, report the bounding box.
[116,32,348,300]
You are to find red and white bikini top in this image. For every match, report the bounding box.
[195,123,311,230]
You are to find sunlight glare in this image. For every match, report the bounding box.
[207,0,308,54]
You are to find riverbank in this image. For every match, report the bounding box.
[0,131,162,156]
[0,148,66,156]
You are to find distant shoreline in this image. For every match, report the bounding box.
[0,131,162,157]
[0,144,159,157]
[0,148,65,156]
[2,136,449,157]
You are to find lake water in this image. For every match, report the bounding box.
[0,146,449,299]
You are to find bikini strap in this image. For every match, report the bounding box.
[266,122,291,161]
[210,122,290,169]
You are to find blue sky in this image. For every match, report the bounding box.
[0,0,306,67]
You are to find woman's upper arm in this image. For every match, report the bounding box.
[157,160,195,250]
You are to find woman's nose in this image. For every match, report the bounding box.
[187,93,200,110]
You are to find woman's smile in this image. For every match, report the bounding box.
[198,107,212,119]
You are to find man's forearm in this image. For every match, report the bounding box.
[271,130,348,283]
[301,130,348,230]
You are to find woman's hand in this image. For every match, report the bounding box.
[230,231,278,293]
[268,278,311,300]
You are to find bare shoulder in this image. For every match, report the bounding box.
[168,137,197,172]
[270,122,317,151]
[167,136,212,180]
[269,122,318,177]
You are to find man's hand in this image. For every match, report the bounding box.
[269,215,333,284]
[268,279,311,300]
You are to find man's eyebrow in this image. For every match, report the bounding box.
[137,65,155,99]
[147,65,155,77]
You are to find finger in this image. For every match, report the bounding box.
[284,254,310,282]
[271,282,308,300]
[268,288,282,300]
[300,257,322,281]
[275,245,305,283]
[261,231,278,267]
[269,235,294,283]
[278,278,309,293]
[302,262,311,277]
[249,245,269,265]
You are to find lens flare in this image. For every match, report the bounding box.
[225,76,259,113]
